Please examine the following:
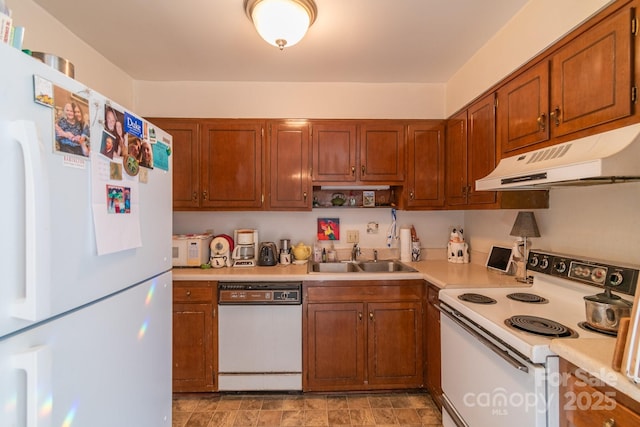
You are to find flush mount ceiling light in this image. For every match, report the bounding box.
[244,0,318,50]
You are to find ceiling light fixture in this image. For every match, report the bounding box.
[244,0,318,50]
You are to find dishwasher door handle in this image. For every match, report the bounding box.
[436,303,530,373]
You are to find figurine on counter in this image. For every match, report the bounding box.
[447,228,469,264]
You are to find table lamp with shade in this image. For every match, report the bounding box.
[510,211,540,283]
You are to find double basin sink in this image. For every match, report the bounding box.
[308,260,417,274]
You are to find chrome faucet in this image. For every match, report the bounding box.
[351,243,361,261]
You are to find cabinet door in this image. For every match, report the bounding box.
[359,123,406,182]
[550,6,633,137]
[406,122,445,209]
[173,302,214,392]
[147,118,200,209]
[267,121,311,210]
[445,110,468,207]
[311,121,358,183]
[497,61,550,155]
[467,93,498,206]
[200,120,264,209]
[305,302,366,391]
[367,301,423,388]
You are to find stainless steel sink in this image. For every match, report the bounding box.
[357,260,417,273]
[307,260,417,274]
[308,262,361,273]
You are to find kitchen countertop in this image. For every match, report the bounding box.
[551,338,640,403]
[172,258,528,289]
[172,256,640,404]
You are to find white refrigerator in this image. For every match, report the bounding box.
[0,43,173,426]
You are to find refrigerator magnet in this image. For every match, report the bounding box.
[123,155,139,176]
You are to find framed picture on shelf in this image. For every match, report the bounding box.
[317,218,340,240]
[363,191,375,207]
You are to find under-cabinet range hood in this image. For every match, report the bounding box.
[476,123,640,190]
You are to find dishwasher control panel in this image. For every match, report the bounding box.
[218,282,302,304]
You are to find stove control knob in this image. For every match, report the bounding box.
[554,261,567,273]
[609,271,624,287]
[591,267,607,283]
[539,258,549,269]
[529,256,539,267]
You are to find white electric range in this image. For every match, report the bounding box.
[438,250,639,427]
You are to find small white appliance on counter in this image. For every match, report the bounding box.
[172,233,214,267]
[0,43,172,426]
[232,229,259,267]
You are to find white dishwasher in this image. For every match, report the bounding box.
[217,282,302,391]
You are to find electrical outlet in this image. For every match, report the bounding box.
[347,230,359,243]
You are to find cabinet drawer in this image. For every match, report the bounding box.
[173,286,214,303]
[563,373,640,426]
[305,281,423,302]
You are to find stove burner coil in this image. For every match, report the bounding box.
[505,315,578,338]
[506,293,549,304]
[578,322,617,337]
[457,293,497,304]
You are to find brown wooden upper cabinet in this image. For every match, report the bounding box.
[311,121,405,185]
[200,120,264,210]
[267,120,312,210]
[405,121,446,209]
[498,5,634,156]
[446,93,498,208]
[146,118,201,210]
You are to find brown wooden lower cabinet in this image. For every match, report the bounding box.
[425,283,442,410]
[172,281,217,392]
[559,358,640,427]
[303,280,424,392]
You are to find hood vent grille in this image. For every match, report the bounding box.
[527,144,572,164]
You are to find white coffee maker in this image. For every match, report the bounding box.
[232,229,258,267]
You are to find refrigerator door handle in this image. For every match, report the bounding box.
[10,120,51,321]
[12,345,52,427]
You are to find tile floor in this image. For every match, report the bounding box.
[172,392,442,427]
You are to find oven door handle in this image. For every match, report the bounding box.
[441,394,469,427]
[435,304,530,373]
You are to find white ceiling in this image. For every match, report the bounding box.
[33,0,529,83]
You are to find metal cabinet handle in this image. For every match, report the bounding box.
[537,113,546,131]
[192,191,198,201]
[603,418,616,427]
[202,190,208,200]
[361,165,366,176]
[409,191,414,200]
[303,192,307,201]
[549,107,561,126]
[186,290,191,297]
[369,312,374,320]
[358,312,363,320]
[351,166,356,176]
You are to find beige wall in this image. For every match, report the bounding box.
[8,0,135,109]
[133,81,444,119]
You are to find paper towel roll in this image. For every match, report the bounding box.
[400,228,412,262]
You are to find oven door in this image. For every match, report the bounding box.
[440,306,556,427]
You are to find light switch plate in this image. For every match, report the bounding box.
[347,230,359,243]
